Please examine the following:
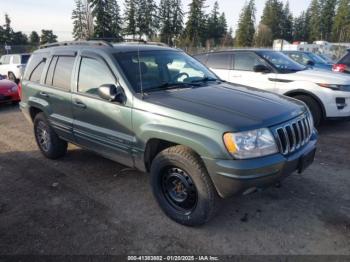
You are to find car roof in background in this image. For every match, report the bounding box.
[194,49,276,56]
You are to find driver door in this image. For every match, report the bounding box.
[72,53,134,167]
[228,52,277,92]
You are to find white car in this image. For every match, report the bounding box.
[0,53,31,82]
[195,50,350,126]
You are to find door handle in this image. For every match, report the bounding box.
[39,91,50,98]
[73,99,87,109]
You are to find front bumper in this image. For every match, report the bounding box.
[0,92,20,103]
[322,90,350,118]
[203,133,317,199]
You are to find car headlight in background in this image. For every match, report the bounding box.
[223,128,278,159]
[317,83,350,92]
[10,86,18,93]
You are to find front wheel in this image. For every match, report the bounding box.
[150,146,220,226]
[294,95,322,127]
[34,113,68,159]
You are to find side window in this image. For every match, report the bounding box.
[2,55,10,64]
[52,56,75,91]
[233,52,265,71]
[12,55,20,64]
[207,53,231,69]
[78,57,115,97]
[45,56,58,85]
[23,53,48,82]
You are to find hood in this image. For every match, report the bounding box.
[279,69,350,85]
[143,83,306,131]
[0,80,16,91]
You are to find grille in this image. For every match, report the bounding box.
[274,114,313,155]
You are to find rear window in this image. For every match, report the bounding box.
[0,55,10,64]
[52,56,75,91]
[23,53,48,82]
[339,52,350,65]
[207,53,231,69]
[21,55,31,64]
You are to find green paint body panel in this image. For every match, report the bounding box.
[20,44,318,198]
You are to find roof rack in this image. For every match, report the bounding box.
[39,40,113,49]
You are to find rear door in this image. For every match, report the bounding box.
[205,52,231,80]
[228,51,277,92]
[40,53,76,141]
[72,52,133,167]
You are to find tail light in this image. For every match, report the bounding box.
[333,64,347,72]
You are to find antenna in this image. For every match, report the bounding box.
[137,41,144,99]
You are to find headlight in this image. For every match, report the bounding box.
[223,128,278,159]
[317,83,350,91]
[11,86,18,93]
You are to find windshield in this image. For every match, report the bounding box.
[114,50,218,93]
[259,51,306,73]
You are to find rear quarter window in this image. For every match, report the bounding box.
[23,53,48,82]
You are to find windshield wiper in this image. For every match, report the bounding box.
[191,76,220,83]
[144,82,194,93]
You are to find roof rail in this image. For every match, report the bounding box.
[39,40,113,49]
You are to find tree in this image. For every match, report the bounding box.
[320,0,337,41]
[2,14,14,44]
[29,31,40,46]
[207,1,221,45]
[108,0,123,41]
[135,0,157,39]
[257,0,284,45]
[72,0,87,40]
[40,30,58,45]
[254,24,273,47]
[281,1,293,42]
[293,11,309,41]
[308,0,321,41]
[235,0,256,47]
[124,0,137,37]
[182,0,207,47]
[159,0,184,45]
[332,0,350,42]
[90,0,113,39]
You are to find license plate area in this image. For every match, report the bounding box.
[298,148,316,173]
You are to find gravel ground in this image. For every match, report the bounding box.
[0,104,349,255]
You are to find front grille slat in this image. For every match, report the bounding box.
[274,114,313,156]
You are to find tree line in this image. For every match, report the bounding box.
[236,0,350,47]
[0,14,58,50]
[72,0,233,47]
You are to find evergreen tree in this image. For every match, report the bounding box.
[108,0,123,41]
[235,0,256,47]
[90,0,113,39]
[308,0,321,41]
[72,0,86,40]
[2,14,14,44]
[332,0,350,42]
[136,0,157,39]
[293,11,309,41]
[159,0,184,45]
[281,1,293,42]
[29,31,40,46]
[320,0,337,41]
[40,30,58,45]
[258,0,284,45]
[182,0,207,47]
[124,0,137,37]
[171,0,184,40]
[207,1,221,45]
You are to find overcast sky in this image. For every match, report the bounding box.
[1,0,311,41]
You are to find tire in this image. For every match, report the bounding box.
[34,113,67,159]
[150,145,220,226]
[294,95,322,127]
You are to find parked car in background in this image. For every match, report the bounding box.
[0,77,20,104]
[333,49,350,73]
[283,51,333,71]
[20,41,317,226]
[195,50,350,126]
[318,54,335,64]
[0,53,31,83]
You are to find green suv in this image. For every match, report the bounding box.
[20,41,317,226]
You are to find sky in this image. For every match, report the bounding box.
[0,0,311,41]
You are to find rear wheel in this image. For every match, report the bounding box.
[294,95,322,127]
[34,113,67,159]
[150,145,220,226]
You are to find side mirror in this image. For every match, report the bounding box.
[306,60,315,66]
[253,64,271,73]
[98,84,125,103]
